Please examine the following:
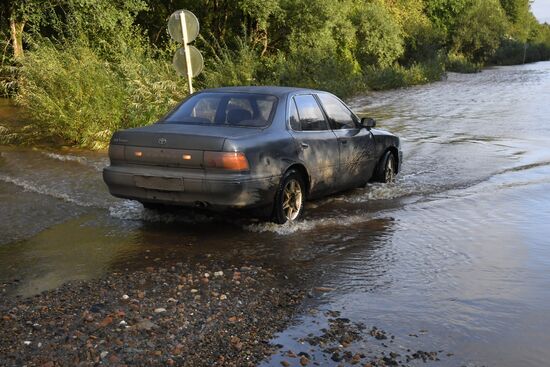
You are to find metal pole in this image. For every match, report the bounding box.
[179,11,194,94]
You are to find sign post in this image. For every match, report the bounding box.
[168,10,203,94]
[179,11,194,94]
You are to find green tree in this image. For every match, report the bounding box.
[425,0,469,41]
[499,0,529,23]
[452,0,508,62]
[0,0,56,59]
[353,2,404,68]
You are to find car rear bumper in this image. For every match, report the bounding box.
[103,165,280,209]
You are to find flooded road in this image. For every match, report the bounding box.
[1,62,550,366]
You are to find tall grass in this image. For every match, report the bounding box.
[446,53,482,73]
[15,40,185,149]
[365,60,445,90]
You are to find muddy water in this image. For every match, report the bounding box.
[1,62,550,366]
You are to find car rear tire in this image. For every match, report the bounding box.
[272,169,305,224]
[373,151,397,183]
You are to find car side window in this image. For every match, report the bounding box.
[318,93,358,130]
[289,98,301,131]
[294,95,329,131]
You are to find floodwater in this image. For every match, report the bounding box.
[1,62,550,366]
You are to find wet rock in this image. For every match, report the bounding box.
[82,311,94,322]
[369,327,387,340]
[89,303,105,313]
[134,319,158,331]
[300,355,310,366]
[230,336,243,351]
[98,316,113,327]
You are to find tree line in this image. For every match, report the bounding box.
[1,0,549,148]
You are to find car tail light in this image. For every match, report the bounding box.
[204,151,249,171]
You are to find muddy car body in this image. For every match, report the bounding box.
[103,86,402,223]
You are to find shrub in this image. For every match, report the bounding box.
[201,37,262,88]
[365,60,445,90]
[446,52,482,73]
[16,40,185,149]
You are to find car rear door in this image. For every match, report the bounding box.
[316,93,376,188]
[288,94,340,197]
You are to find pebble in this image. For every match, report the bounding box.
[99,316,113,327]
[135,319,158,331]
[0,261,308,367]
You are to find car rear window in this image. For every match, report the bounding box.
[164,92,278,128]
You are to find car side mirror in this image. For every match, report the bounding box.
[361,117,376,129]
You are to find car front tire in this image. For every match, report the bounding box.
[373,151,397,183]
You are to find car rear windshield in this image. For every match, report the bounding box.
[164,92,278,128]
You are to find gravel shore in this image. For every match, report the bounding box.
[0,262,304,366]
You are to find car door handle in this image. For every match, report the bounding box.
[301,142,309,149]
[340,139,348,144]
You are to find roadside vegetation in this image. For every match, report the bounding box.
[1,0,549,148]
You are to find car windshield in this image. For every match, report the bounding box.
[164,92,278,128]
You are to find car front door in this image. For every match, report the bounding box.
[317,93,376,188]
[288,94,340,197]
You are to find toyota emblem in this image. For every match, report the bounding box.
[158,137,167,145]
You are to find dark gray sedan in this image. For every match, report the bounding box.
[103,86,402,223]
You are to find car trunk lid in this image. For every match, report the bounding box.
[110,123,260,169]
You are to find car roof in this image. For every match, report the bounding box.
[198,86,326,97]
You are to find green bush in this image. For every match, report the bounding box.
[201,37,262,88]
[16,40,185,149]
[365,60,445,90]
[492,39,526,65]
[446,52,482,73]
